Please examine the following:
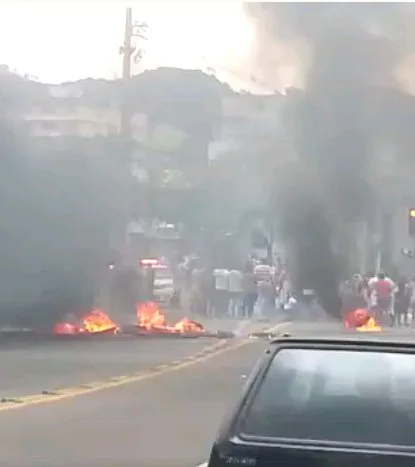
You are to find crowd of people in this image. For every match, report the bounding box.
[170,250,415,329]
[346,272,415,327]
[174,255,288,320]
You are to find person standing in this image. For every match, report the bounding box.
[228,267,244,318]
[189,265,203,315]
[408,275,415,324]
[394,277,411,327]
[275,266,288,310]
[199,266,214,316]
[255,276,276,319]
[253,260,272,281]
[369,272,395,325]
[212,268,229,317]
[242,267,257,319]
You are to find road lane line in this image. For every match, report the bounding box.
[0,340,245,412]
[0,321,289,413]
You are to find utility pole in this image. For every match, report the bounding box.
[119,7,147,137]
[122,8,133,84]
[118,7,149,264]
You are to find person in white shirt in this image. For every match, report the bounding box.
[253,262,272,280]
[367,273,378,308]
[253,260,275,318]
[228,268,244,318]
[212,269,229,317]
[286,295,297,310]
[256,277,276,318]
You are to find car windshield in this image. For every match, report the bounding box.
[240,348,415,446]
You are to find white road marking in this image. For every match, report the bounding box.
[196,463,208,467]
[230,317,289,338]
[263,320,290,333]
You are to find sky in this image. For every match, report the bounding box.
[0,1,263,90]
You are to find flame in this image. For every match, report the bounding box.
[173,316,204,333]
[53,309,119,335]
[137,302,204,333]
[344,309,382,332]
[81,309,119,334]
[53,303,203,336]
[356,317,382,332]
[138,301,167,330]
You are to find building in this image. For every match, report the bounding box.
[208,93,284,162]
[220,93,283,137]
[22,82,148,139]
[24,105,121,138]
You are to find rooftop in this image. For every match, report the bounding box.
[269,323,415,348]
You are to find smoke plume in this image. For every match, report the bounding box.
[0,116,130,328]
[245,3,415,316]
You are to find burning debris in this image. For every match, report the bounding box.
[51,302,206,338]
[244,3,415,318]
[53,309,119,335]
[137,302,204,334]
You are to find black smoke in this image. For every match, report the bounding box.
[245,3,415,317]
[0,115,130,328]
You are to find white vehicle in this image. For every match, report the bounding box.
[140,259,175,303]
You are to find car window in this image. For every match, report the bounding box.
[240,348,415,446]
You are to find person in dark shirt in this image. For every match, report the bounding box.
[394,277,410,327]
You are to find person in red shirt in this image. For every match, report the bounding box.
[371,273,395,321]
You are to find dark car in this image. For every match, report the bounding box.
[207,326,415,467]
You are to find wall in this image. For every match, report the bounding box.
[24,106,121,137]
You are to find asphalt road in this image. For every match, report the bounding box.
[0,337,220,399]
[0,315,273,399]
[0,339,267,467]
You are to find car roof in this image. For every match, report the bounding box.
[269,323,415,349]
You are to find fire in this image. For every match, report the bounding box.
[81,309,119,334]
[356,317,382,332]
[344,308,382,332]
[137,302,204,333]
[53,309,119,335]
[138,302,167,330]
[53,303,203,336]
[173,316,204,333]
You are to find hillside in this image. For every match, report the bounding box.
[0,66,233,131]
